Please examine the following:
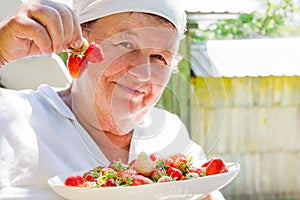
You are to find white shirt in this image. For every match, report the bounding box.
[0,85,205,200]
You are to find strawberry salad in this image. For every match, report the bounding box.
[64,152,229,188]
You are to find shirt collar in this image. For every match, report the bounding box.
[36,84,75,120]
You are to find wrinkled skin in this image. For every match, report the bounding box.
[58,12,180,163]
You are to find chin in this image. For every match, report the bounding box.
[113,115,145,134]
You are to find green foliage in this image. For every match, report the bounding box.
[191,0,300,41]
[58,52,68,66]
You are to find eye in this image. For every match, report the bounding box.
[151,54,166,62]
[119,42,134,49]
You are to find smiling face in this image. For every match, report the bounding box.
[72,12,181,135]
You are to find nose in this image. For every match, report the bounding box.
[128,59,151,82]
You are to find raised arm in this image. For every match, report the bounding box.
[0,0,82,66]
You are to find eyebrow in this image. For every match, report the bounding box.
[117,28,139,37]
[115,27,179,53]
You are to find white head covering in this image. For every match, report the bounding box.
[55,0,186,34]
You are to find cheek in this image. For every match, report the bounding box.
[150,65,172,86]
[100,55,129,78]
[93,80,116,126]
[99,44,130,74]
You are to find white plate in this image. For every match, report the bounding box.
[48,162,240,200]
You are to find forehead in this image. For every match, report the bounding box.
[89,12,181,52]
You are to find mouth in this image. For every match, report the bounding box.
[116,83,146,95]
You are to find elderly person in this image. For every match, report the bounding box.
[0,0,224,199]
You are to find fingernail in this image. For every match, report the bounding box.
[75,39,82,48]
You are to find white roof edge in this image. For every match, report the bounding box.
[191,37,300,77]
[184,0,261,14]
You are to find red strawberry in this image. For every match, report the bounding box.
[117,169,138,182]
[205,158,228,176]
[84,174,96,182]
[101,178,117,187]
[100,167,117,176]
[130,175,153,186]
[173,155,190,175]
[188,167,201,175]
[168,153,185,162]
[85,43,104,63]
[150,169,164,182]
[173,156,188,169]
[64,175,85,187]
[67,54,88,78]
[129,159,137,168]
[164,157,175,168]
[167,167,183,180]
[149,153,158,162]
[201,159,213,167]
[157,176,173,183]
[67,40,103,78]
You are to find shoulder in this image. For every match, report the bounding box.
[0,88,33,120]
[0,87,35,109]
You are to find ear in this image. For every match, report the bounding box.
[81,24,90,39]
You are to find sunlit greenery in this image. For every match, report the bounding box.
[190,0,300,41]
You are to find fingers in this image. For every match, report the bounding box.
[20,0,82,54]
[41,0,83,51]
[24,4,63,54]
[0,0,83,62]
[15,16,53,54]
[64,4,83,49]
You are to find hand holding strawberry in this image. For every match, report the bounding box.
[0,0,83,66]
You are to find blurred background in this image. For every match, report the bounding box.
[1,0,300,199]
[157,0,300,199]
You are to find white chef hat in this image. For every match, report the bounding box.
[54,0,187,34]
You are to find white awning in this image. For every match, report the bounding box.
[191,37,300,77]
[183,0,260,13]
